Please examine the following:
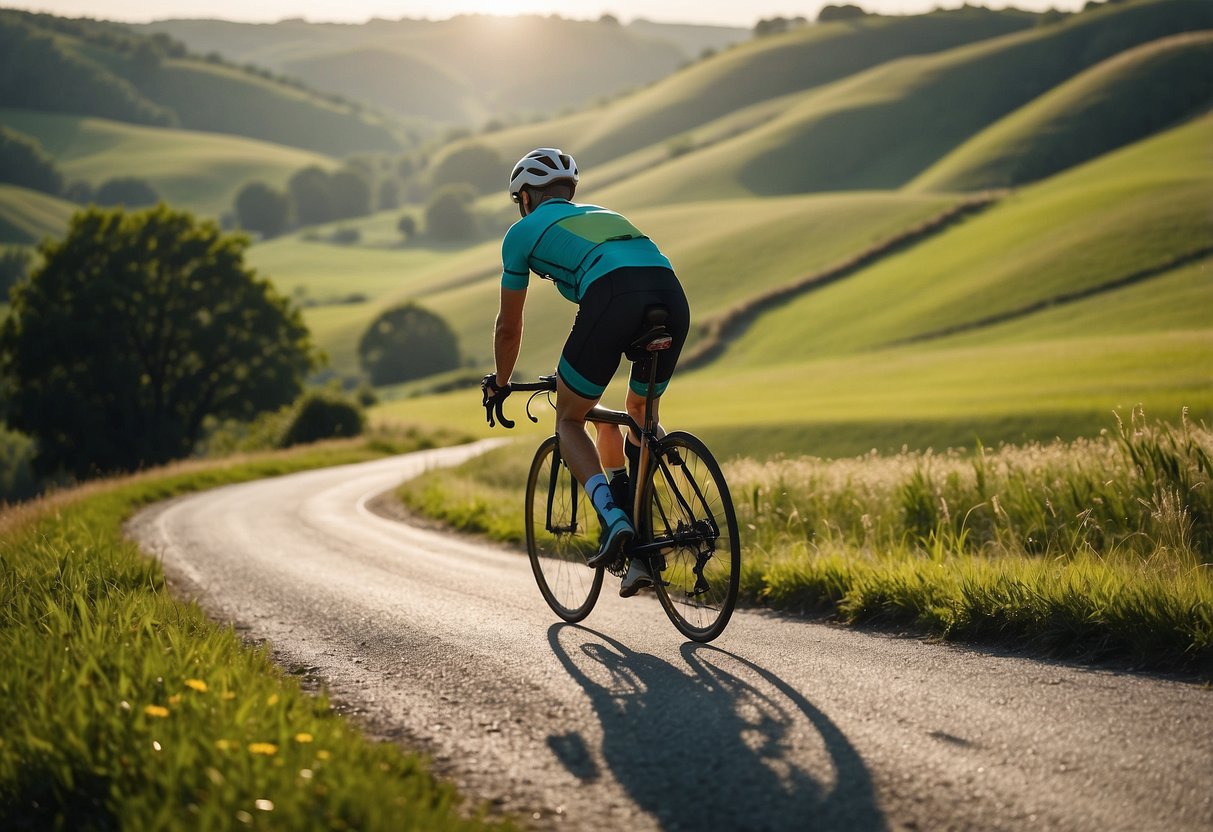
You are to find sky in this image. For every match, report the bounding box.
[9,0,1088,27]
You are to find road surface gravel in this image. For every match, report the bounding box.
[127,442,1212,832]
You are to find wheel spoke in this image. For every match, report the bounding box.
[643,432,740,642]
[526,437,603,622]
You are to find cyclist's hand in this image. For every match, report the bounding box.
[481,374,514,429]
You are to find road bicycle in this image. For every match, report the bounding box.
[484,307,741,642]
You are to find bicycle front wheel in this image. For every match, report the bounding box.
[525,435,604,622]
[641,431,741,642]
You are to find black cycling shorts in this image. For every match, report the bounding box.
[557,266,690,400]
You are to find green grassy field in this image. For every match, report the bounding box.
[276,191,961,377]
[0,438,505,829]
[0,109,339,217]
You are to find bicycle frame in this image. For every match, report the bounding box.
[513,344,709,563]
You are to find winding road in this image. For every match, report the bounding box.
[128,443,1212,832]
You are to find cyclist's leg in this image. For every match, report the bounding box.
[553,377,606,487]
[594,422,625,471]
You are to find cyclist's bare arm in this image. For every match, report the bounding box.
[493,287,527,389]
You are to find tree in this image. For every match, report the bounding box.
[425,184,477,241]
[396,213,416,241]
[377,179,400,212]
[329,169,372,220]
[288,165,333,226]
[428,143,503,195]
[817,4,868,22]
[0,246,32,298]
[0,125,65,196]
[0,204,315,477]
[95,176,159,206]
[234,181,289,238]
[357,303,460,386]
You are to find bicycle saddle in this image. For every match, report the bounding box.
[626,305,672,360]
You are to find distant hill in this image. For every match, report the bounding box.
[590,0,1213,207]
[446,7,1039,171]
[0,10,407,156]
[0,108,338,217]
[280,48,481,124]
[909,30,1213,191]
[136,15,749,124]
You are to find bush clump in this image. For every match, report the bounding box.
[280,390,365,447]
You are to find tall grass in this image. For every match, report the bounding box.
[399,411,1212,671]
[0,438,504,829]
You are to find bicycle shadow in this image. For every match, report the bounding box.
[546,623,886,831]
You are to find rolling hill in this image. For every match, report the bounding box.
[910,30,1213,191]
[589,0,1213,207]
[137,15,747,125]
[0,183,76,244]
[0,109,338,217]
[431,7,1038,173]
[0,9,407,156]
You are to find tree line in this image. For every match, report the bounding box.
[234,142,505,243]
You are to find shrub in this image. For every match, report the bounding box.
[279,389,364,447]
[396,213,416,240]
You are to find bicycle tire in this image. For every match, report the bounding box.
[640,431,741,642]
[525,435,604,623]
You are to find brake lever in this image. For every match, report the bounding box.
[494,396,516,429]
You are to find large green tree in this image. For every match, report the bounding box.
[357,303,460,386]
[0,204,316,477]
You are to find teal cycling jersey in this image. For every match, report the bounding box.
[500,199,673,303]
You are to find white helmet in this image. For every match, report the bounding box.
[509,147,578,201]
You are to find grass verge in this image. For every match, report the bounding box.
[0,431,507,830]
[397,412,1212,674]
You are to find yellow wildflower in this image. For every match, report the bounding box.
[267,694,279,706]
[222,692,236,701]
[215,739,235,751]
[168,695,182,705]
[294,733,314,744]
[185,679,208,693]
[316,750,331,761]
[248,742,279,756]
[144,705,169,718]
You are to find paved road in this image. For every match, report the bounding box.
[128,443,1212,832]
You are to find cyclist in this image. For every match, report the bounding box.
[482,147,690,597]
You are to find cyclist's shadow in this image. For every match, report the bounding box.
[546,623,886,831]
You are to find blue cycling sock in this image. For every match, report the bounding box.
[586,473,622,519]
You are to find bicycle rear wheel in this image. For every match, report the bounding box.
[641,431,741,642]
[525,435,603,622]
